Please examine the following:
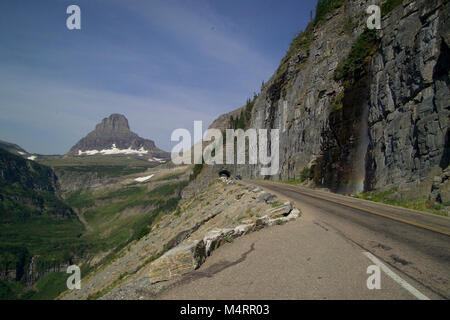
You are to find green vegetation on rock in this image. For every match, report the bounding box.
[331,92,345,112]
[274,0,348,96]
[381,0,403,16]
[28,272,68,300]
[278,29,314,76]
[357,188,449,217]
[334,29,379,85]
[190,163,204,181]
[230,95,257,130]
[283,167,312,185]
[153,171,185,182]
[0,280,26,300]
[314,0,347,26]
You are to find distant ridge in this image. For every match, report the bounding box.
[0,140,29,156]
[0,139,38,161]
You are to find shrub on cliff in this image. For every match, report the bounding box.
[314,0,347,26]
[381,0,403,16]
[334,29,379,85]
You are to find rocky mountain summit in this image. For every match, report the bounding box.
[68,114,169,160]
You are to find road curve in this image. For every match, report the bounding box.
[155,180,449,300]
[251,180,450,299]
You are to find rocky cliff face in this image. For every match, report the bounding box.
[68,114,169,158]
[0,148,80,288]
[366,0,449,201]
[0,148,76,219]
[0,148,59,194]
[213,0,449,201]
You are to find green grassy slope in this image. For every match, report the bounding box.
[0,149,189,299]
[0,149,86,299]
[38,154,161,178]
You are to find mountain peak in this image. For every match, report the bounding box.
[67,114,169,160]
[95,114,130,134]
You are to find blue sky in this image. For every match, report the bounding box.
[0,0,317,154]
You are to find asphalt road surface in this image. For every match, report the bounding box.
[156,181,450,300]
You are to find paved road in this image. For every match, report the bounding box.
[156,181,450,300]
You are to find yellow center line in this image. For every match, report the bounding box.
[256,181,450,237]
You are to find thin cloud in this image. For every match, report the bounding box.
[0,0,285,154]
[0,74,225,154]
[115,0,275,81]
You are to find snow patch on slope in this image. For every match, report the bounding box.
[148,157,166,163]
[134,174,154,183]
[78,144,149,156]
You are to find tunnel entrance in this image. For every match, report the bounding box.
[218,169,231,178]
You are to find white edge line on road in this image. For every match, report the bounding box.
[363,251,430,300]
